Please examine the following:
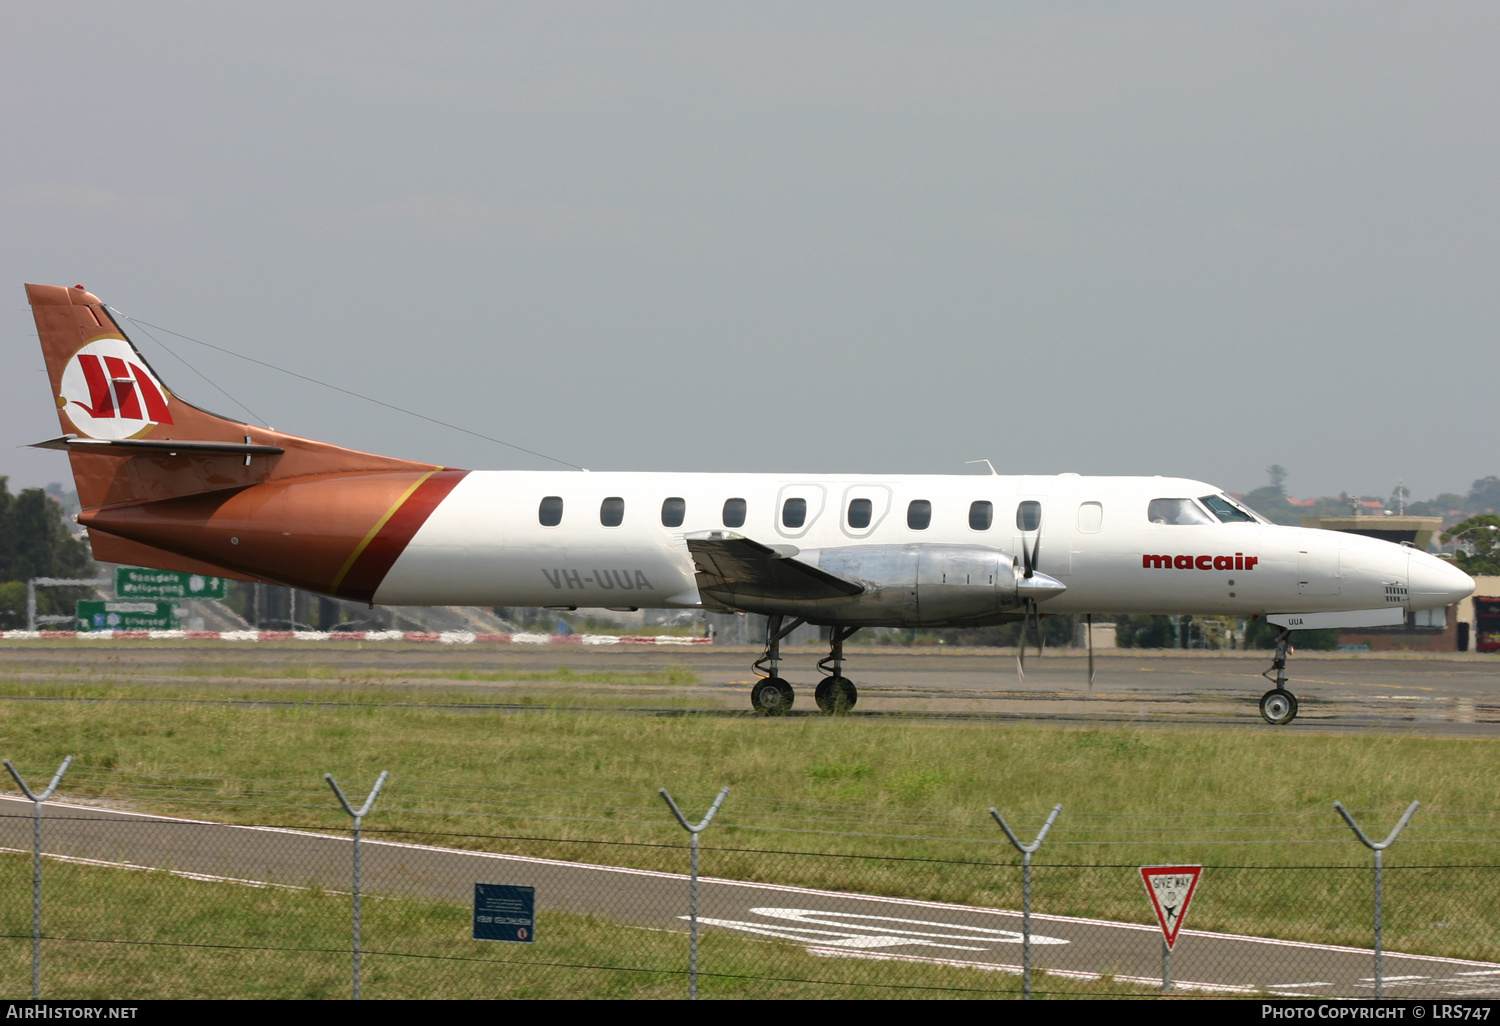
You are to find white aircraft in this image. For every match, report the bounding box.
[25,283,1475,724]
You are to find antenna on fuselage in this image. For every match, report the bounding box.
[966,459,998,475]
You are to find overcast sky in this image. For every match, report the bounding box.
[3,2,1495,502]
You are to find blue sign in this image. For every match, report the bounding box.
[473,884,535,943]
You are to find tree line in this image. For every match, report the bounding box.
[0,479,95,628]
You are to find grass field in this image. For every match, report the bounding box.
[0,648,1497,969]
[0,852,1158,1000]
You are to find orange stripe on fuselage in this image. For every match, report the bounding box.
[333,469,469,602]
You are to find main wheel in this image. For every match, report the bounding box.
[814,676,858,714]
[1259,688,1298,725]
[752,677,794,715]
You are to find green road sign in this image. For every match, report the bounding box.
[114,567,228,601]
[76,601,180,632]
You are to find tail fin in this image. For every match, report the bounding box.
[26,284,462,596]
[27,283,435,510]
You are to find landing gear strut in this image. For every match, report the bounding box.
[1259,627,1299,725]
[815,627,861,713]
[751,614,806,715]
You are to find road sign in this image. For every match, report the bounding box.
[1139,865,1202,949]
[76,601,179,632]
[114,567,228,601]
[473,884,535,943]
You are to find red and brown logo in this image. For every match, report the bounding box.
[59,337,174,439]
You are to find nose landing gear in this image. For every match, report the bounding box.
[1259,627,1299,725]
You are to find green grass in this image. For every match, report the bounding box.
[0,670,1496,965]
[0,853,1148,999]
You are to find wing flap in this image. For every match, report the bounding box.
[686,531,863,605]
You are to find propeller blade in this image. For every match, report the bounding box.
[1086,613,1095,693]
[1016,603,1030,682]
[1028,531,1041,579]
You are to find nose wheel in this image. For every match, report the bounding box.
[1259,626,1300,724]
[1259,688,1298,725]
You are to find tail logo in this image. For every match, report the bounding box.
[58,337,174,439]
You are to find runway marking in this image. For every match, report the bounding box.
[688,907,1069,950]
[804,946,1258,994]
[0,845,316,893]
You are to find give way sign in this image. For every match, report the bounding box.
[1139,865,1202,949]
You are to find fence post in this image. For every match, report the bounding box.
[989,803,1062,1000]
[326,770,389,1001]
[660,786,729,1001]
[1334,800,1420,1000]
[4,757,73,999]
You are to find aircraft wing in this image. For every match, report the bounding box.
[685,532,864,605]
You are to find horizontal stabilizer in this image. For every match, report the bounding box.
[31,436,285,457]
[686,531,864,605]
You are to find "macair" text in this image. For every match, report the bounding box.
[1143,553,1258,570]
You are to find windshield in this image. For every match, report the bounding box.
[1199,494,1260,524]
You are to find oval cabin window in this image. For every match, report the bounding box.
[1016,500,1041,531]
[969,500,993,531]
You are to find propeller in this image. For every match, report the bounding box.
[1016,527,1043,681]
[1086,613,1096,693]
[1012,519,1082,687]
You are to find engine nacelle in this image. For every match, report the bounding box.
[772,543,1062,627]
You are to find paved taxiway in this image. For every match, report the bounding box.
[4,796,1497,999]
[2,643,1497,736]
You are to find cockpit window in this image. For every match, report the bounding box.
[1147,498,1216,526]
[1199,494,1258,524]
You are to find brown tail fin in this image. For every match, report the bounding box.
[27,284,461,593]
[26,283,436,511]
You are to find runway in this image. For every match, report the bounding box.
[3,643,1498,736]
[2,795,1496,999]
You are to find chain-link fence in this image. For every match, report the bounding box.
[1,767,1497,999]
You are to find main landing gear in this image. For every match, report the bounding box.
[750,616,861,716]
[1259,627,1299,725]
[815,627,861,714]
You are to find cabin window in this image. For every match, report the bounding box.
[782,497,807,529]
[1199,494,1257,524]
[1147,498,1215,526]
[722,497,747,529]
[1016,500,1042,531]
[538,496,564,527]
[907,499,932,531]
[600,496,625,527]
[1077,501,1103,534]
[661,497,686,528]
[969,500,993,531]
[847,498,873,529]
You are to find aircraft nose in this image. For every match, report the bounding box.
[1017,570,1067,604]
[1408,551,1474,608]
